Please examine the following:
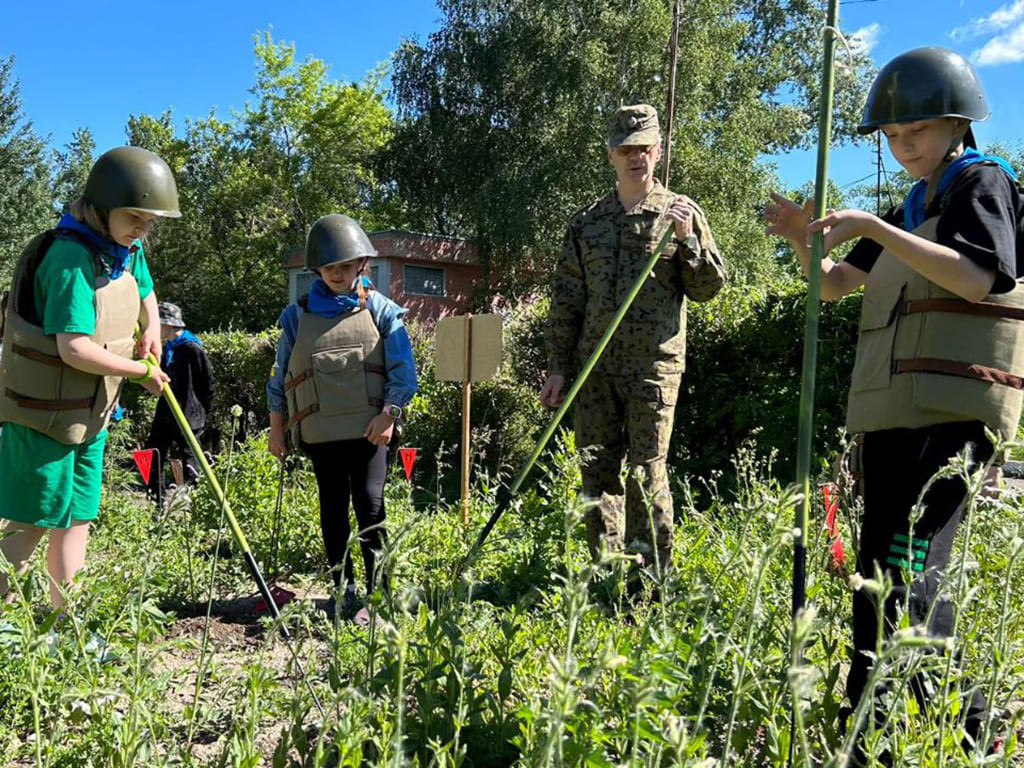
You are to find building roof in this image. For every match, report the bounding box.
[282,229,478,270]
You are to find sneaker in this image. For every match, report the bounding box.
[340,589,359,617]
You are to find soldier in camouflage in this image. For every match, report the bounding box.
[541,104,725,575]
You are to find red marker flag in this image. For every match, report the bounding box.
[132,449,155,485]
[398,447,418,480]
[822,483,847,575]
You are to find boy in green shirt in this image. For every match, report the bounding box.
[0,146,178,608]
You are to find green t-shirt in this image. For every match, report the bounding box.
[35,237,154,336]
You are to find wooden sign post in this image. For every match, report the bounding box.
[435,313,502,524]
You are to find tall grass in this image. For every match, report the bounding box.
[0,430,1022,766]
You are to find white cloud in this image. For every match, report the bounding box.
[972,22,1024,65]
[849,23,882,56]
[952,0,1024,41]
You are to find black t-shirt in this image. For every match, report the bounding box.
[844,163,1022,294]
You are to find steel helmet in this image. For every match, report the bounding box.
[858,47,989,147]
[83,146,181,217]
[305,214,377,271]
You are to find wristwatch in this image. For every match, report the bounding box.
[382,403,403,420]
[674,233,699,254]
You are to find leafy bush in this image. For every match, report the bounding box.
[678,281,861,481]
[116,327,280,452]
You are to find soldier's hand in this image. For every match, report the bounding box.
[666,197,695,239]
[540,374,565,409]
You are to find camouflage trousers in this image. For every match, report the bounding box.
[574,370,679,572]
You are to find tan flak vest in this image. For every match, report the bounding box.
[0,233,140,445]
[284,296,386,448]
[846,217,1024,440]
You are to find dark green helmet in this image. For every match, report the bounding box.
[84,146,181,218]
[305,214,376,271]
[858,47,989,140]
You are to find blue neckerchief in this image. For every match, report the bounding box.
[163,330,202,367]
[306,276,370,318]
[55,213,135,279]
[903,148,1019,231]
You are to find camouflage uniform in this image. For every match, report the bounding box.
[546,105,725,570]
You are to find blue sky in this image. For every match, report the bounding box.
[778,0,1024,193]
[3,0,1024,197]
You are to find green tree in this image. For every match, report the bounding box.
[52,126,96,213]
[128,32,394,332]
[0,54,53,287]
[383,0,874,292]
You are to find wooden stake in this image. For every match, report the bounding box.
[663,0,681,189]
[460,314,473,525]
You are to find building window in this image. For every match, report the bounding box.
[295,270,316,299]
[404,265,446,296]
[369,264,380,289]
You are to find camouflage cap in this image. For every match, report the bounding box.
[158,301,186,328]
[608,104,660,147]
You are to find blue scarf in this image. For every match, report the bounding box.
[904,148,1019,231]
[307,276,370,318]
[163,330,202,367]
[55,213,134,279]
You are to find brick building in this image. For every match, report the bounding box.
[283,230,480,324]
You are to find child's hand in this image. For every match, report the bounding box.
[807,209,880,254]
[140,366,169,397]
[763,192,813,246]
[364,414,395,447]
[268,424,289,460]
[136,326,161,362]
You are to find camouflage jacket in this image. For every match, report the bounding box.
[546,181,725,383]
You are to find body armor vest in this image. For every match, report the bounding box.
[0,232,140,445]
[284,299,386,448]
[846,217,1024,439]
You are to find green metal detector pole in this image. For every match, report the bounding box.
[794,0,839,622]
[150,364,325,718]
[461,226,675,572]
[790,0,839,762]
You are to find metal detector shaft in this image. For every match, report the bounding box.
[790,1,839,763]
[152,367,325,717]
[460,226,675,572]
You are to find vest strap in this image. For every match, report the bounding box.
[903,299,1024,322]
[284,369,314,393]
[5,388,93,410]
[286,361,387,394]
[285,403,318,432]
[894,358,1024,390]
[12,343,66,367]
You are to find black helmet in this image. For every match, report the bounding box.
[305,214,376,271]
[858,47,989,143]
[83,146,181,218]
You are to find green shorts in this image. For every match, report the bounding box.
[0,423,107,529]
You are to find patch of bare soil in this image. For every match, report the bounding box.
[153,584,334,763]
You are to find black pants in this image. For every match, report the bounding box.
[848,421,989,745]
[303,438,389,593]
[145,431,201,495]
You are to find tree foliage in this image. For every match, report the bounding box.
[0,55,53,287]
[128,32,394,331]
[52,126,95,214]
[384,0,875,291]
